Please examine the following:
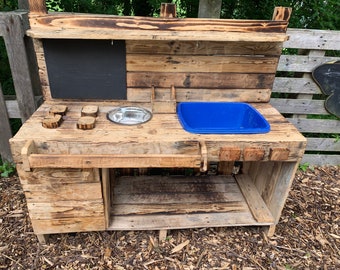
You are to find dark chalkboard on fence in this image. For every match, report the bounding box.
[43,39,127,100]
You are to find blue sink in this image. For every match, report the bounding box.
[177,102,270,134]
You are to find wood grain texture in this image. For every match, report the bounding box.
[109,175,274,230]
[27,14,289,41]
[10,102,306,164]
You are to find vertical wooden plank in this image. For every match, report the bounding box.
[266,161,300,223]
[102,168,111,228]
[1,12,37,122]
[27,0,47,14]
[160,3,176,18]
[272,7,292,21]
[0,83,13,161]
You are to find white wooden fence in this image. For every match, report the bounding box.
[0,12,339,165]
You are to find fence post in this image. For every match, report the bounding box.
[1,12,37,122]
[0,83,13,162]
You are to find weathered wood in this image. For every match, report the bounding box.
[284,29,340,50]
[277,55,340,72]
[273,77,321,94]
[42,114,63,128]
[288,119,340,134]
[198,0,222,18]
[235,174,274,223]
[0,12,37,122]
[127,55,279,73]
[49,105,67,115]
[270,98,329,115]
[126,40,283,56]
[81,105,99,117]
[272,7,292,21]
[0,85,13,161]
[28,0,47,14]
[243,148,265,161]
[305,138,340,152]
[269,148,290,161]
[160,3,176,18]
[77,116,96,130]
[302,154,340,166]
[26,14,289,41]
[102,168,111,228]
[219,147,241,161]
[109,175,273,230]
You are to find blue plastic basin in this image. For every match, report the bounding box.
[177,102,270,134]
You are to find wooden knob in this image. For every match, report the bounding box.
[77,116,96,130]
[49,105,68,116]
[81,105,99,117]
[42,114,63,129]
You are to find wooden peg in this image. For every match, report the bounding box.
[219,147,241,161]
[81,105,99,117]
[42,114,63,129]
[77,116,96,130]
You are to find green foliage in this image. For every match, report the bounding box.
[0,161,16,178]
[299,162,310,172]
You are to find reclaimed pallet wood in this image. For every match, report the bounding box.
[109,175,274,231]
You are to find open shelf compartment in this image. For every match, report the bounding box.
[106,173,275,231]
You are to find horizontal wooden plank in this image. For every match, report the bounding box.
[126,40,282,56]
[31,216,105,234]
[301,154,340,166]
[273,77,321,94]
[305,138,340,152]
[270,98,328,115]
[27,14,289,41]
[27,154,202,169]
[127,72,276,89]
[109,212,272,231]
[27,200,104,219]
[277,55,340,72]
[288,118,340,134]
[128,88,271,102]
[16,166,99,185]
[284,28,340,50]
[126,54,279,73]
[23,182,103,202]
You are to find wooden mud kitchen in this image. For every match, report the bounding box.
[10,1,306,243]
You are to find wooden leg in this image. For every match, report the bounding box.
[36,234,49,244]
[159,230,168,242]
[263,224,276,237]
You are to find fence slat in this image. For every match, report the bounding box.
[270,98,328,115]
[277,55,340,73]
[302,154,340,166]
[0,84,13,161]
[273,77,322,94]
[288,119,340,134]
[306,138,340,152]
[0,12,36,122]
[285,29,340,50]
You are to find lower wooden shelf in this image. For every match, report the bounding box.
[107,174,274,231]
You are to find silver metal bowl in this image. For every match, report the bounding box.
[107,106,152,125]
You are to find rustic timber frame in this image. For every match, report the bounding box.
[9,1,308,243]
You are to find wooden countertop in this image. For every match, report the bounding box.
[10,101,306,166]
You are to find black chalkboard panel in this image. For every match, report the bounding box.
[43,39,127,100]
